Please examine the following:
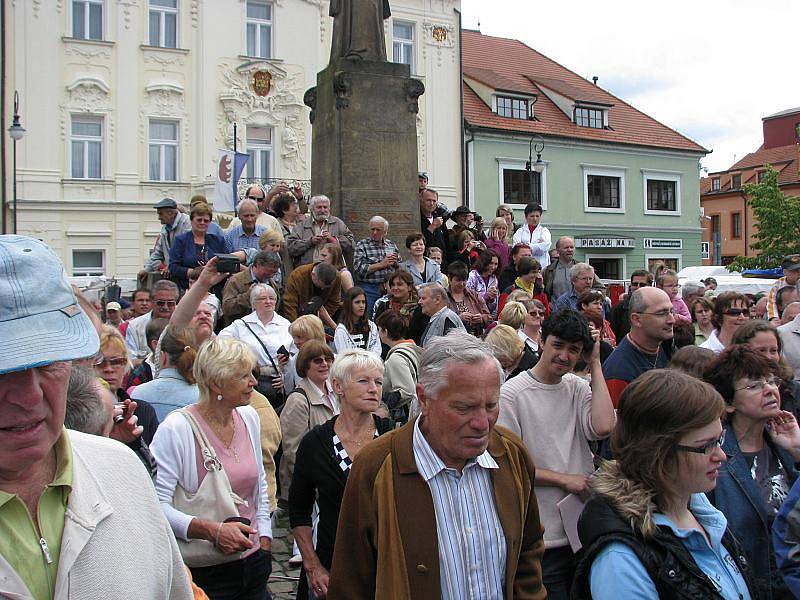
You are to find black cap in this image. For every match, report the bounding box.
[782,254,800,271]
[418,172,428,181]
[153,198,178,209]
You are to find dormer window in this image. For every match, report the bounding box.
[495,95,530,120]
[575,106,604,129]
[712,178,720,191]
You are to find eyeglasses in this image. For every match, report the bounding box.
[155,300,177,308]
[675,431,725,455]
[247,195,265,201]
[528,311,544,317]
[193,217,211,223]
[734,376,781,393]
[635,308,675,318]
[312,356,334,365]
[94,355,127,368]
[724,308,749,317]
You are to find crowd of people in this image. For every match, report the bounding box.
[6,177,800,599]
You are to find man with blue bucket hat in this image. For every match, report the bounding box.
[0,235,192,599]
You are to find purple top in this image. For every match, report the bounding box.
[484,239,510,270]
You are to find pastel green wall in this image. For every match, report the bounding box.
[468,133,704,277]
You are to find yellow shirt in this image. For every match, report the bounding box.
[0,430,73,600]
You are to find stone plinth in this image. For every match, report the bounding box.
[305,59,424,252]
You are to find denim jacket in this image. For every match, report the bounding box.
[707,423,798,599]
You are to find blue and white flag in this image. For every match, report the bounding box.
[214,150,250,213]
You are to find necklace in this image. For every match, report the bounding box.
[202,410,239,463]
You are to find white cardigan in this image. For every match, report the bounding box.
[150,406,272,542]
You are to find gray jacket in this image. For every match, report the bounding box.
[420,306,465,347]
[286,215,355,267]
[143,212,191,271]
[399,257,445,287]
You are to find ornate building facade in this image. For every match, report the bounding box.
[4,0,462,276]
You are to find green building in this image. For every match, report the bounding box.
[462,30,708,280]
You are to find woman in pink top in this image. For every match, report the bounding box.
[657,269,692,324]
[151,337,273,600]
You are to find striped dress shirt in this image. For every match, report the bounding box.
[412,417,507,600]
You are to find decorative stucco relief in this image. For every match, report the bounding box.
[138,83,188,144]
[117,0,138,29]
[217,61,309,178]
[60,77,114,141]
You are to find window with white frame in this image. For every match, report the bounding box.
[583,166,625,213]
[246,127,272,181]
[575,106,604,128]
[246,1,272,58]
[72,249,105,276]
[148,119,178,181]
[71,116,103,179]
[149,0,177,48]
[496,96,529,120]
[498,159,546,208]
[643,171,681,215]
[72,0,103,40]
[392,22,414,70]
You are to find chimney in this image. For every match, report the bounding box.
[592,76,598,85]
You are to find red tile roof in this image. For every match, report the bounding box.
[462,30,708,154]
[464,66,535,96]
[529,76,612,106]
[701,144,799,196]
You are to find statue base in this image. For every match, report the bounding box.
[305,59,424,257]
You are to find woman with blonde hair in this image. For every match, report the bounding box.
[150,337,274,599]
[572,369,755,599]
[259,228,288,288]
[499,301,527,330]
[94,324,159,467]
[484,216,511,270]
[485,324,526,380]
[289,349,392,599]
[130,325,199,422]
[284,314,326,393]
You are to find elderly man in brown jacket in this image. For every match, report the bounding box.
[328,331,546,600]
[286,195,355,268]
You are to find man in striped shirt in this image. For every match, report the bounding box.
[328,331,545,599]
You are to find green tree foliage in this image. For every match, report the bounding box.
[727,167,800,271]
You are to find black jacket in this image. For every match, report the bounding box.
[572,495,757,600]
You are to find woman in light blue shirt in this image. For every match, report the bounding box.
[130,325,199,422]
[571,369,755,600]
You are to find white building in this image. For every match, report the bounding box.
[3,0,462,276]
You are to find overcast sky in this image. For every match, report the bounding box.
[460,0,797,174]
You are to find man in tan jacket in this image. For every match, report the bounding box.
[328,331,545,600]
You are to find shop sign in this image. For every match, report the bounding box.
[575,237,635,249]
[643,238,682,250]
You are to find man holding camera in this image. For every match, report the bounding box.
[354,216,400,314]
[287,195,355,268]
[419,188,448,264]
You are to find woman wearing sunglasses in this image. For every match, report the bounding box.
[704,345,800,599]
[572,369,756,599]
[279,340,338,514]
[700,291,751,353]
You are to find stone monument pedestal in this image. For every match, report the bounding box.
[305,59,424,251]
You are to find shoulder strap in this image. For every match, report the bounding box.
[240,319,279,372]
[178,409,221,471]
[392,346,418,380]
[290,386,312,431]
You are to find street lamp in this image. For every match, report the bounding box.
[8,90,26,234]
[525,134,545,204]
